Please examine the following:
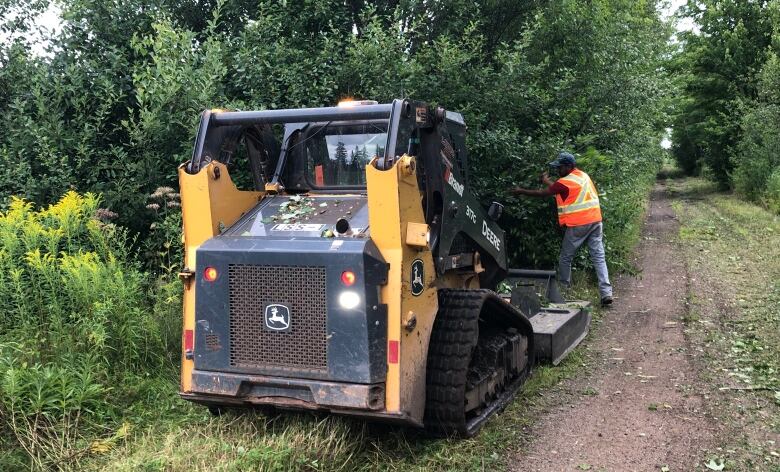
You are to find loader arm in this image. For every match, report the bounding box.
[393,101,508,288]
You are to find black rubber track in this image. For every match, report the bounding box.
[424,288,534,438]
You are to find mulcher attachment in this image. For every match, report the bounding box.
[527,307,590,365]
[505,269,591,365]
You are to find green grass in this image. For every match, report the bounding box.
[0,196,617,471]
[668,176,780,470]
[82,346,591,472]
[78,231,611,472]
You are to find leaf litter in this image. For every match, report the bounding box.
[262,196,317,224]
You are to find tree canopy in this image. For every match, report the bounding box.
[0,0,673,267]
[672,0,778,193]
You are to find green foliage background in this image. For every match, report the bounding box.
[1,0,672,268]
[0,0,673,469]
[672,0,780,212]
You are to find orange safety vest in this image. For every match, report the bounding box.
[555,168,602,227]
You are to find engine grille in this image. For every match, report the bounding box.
[228,265,328,372]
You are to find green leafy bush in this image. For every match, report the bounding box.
[672,0,778,189]
[733,50,780,209]
[764,169,780,214]
[141,187,183,274]
[0,0,671,269]
[0,192,171,469]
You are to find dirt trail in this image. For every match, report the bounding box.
[513,183,717,471]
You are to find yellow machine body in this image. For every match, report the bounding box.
[178,100,585,437]
[180,155,448,424]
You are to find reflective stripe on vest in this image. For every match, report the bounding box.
[554,169,602,227]
[557,171,600,215]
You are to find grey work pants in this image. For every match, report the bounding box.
[558,222,612,299]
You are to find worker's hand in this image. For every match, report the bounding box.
[540,171,553,186]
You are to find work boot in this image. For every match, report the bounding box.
[600,296,613,307]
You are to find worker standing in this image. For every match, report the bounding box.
[511,151,613,306]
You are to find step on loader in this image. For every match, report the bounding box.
[178,99,590,437]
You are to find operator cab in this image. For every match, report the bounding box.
[187,99,465,196]
[185,98,495,279]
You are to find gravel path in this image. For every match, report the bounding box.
[513,183,717,472]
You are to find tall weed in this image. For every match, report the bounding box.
[0,192,170,470]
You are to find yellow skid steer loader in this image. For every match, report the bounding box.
[178,99,590,437]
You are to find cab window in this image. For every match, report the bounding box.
[303,122,387,188]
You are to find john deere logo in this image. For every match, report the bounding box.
[411,259,424,296]
[264,304,291,332]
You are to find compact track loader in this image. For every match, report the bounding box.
[178,99,590,437]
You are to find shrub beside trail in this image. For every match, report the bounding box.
[0,192,179,470]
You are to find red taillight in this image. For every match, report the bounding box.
[184,329,194,352]
[388,340,399,364]
[341,270,356,286]
[204,267,218,282]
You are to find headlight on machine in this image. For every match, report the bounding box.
[338,291,361,309]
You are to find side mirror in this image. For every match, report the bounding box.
[488,202,503,222]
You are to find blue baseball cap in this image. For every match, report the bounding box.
[548,151,576,167]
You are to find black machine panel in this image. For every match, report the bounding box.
[193,237,388,384]
[224,195,370,238]
[228,264,328,372]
